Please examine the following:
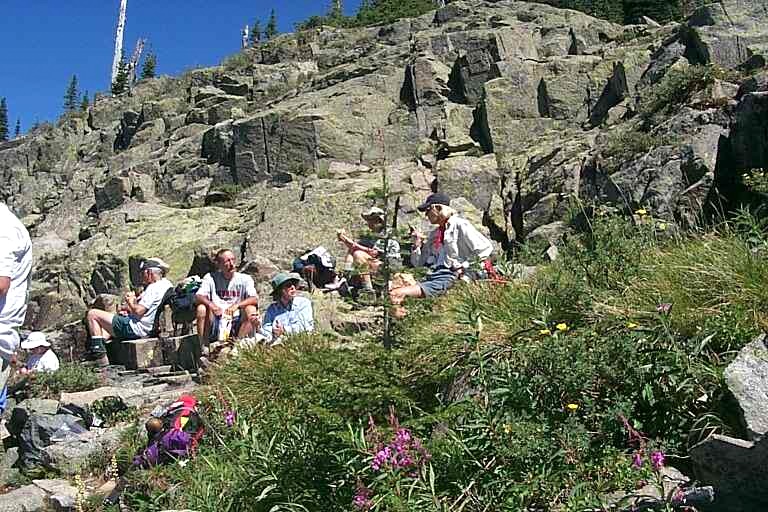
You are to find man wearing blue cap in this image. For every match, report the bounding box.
[389,192,493,317]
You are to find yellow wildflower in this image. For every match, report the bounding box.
[627,322,639,329]
[555,323,569,332]
[504,424,513,434]
[566,403,579,412]
[539,328,552,336]
[635,208,648,216]
[657,222,667,231]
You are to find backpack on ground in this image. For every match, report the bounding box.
[132,394,204,469]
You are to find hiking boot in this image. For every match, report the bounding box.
[82,354,110,368]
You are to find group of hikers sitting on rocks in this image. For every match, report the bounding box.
[32,191,492,365]
[0,191,493,410]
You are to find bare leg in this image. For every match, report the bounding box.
[195,304,211,345]
[389,284,425,319]
[237,305,260,338]
[86,309,117,340]
[352,250,375,289]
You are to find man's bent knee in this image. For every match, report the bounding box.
[195,304,208,317]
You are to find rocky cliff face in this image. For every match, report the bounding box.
[1,0,767,332]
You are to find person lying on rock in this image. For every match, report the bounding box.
[260,272,314,345]
[336,206,402,295]
[19,331,59,374]
[85,257,173,361]
[195,249,260,345]
[389,192,493,318]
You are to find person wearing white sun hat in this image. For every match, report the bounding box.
[20,331,59,374]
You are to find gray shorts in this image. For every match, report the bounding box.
[419,268,458,298]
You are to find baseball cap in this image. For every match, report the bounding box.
[416,192,451,212]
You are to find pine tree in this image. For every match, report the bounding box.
[111,58,130,95]
[251,20,262,44]
[14,118,20,138]
[329,0,343,19]
[63,75,79,113]
[80,90,90,111]
[0,98,8,142]
[141,53,157,79]
[265,9,278,39]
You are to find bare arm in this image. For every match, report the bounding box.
[237,296,259,309]
[124,295,148,317]
[0,276,9,297]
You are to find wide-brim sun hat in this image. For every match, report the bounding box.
[417,192,451,212]
[270,272,302,295]
[21,331,51,350]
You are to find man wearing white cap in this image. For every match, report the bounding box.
[0,201,32,411]
[85,257,173,360]
[20,331,59,373]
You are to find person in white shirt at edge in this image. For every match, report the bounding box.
[0,201,33,413]
[85,257,173,361]
[260,272,314,345]
[389,192,493,318]
[19,332,59,374]
[195,249,260,345]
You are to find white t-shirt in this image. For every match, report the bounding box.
[26,349,60,373]
[127,278,173,337]
[0,204,32,361]
[196,271,257,311]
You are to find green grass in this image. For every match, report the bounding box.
[118,211,768,511]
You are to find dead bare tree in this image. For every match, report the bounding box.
[127,38,145,84]
[111,0,128,86]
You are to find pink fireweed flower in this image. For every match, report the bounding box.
[656,303,672,315]
[632,452,643,468]
[224,410,236,427]
[651,450,665,470]
[369,425,430,472]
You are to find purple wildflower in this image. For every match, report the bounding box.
[224,410,236,427]
[656,303,672,315]
[371,446,392,471]
[353,484,373,510]
[651,450,665,470]
[632,452,643,468]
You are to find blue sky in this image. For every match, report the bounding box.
[0,0,361,133]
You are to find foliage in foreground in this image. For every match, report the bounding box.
[28,363,102,398]
[122,211,768,511]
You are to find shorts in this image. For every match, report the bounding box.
[419,268,458,298]
[112,315,142,341]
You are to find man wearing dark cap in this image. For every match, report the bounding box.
[85,257,173,361]
[389,192,493,316]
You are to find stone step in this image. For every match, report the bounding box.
[105,334,201,372]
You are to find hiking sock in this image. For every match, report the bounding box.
[87,336,106,356]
